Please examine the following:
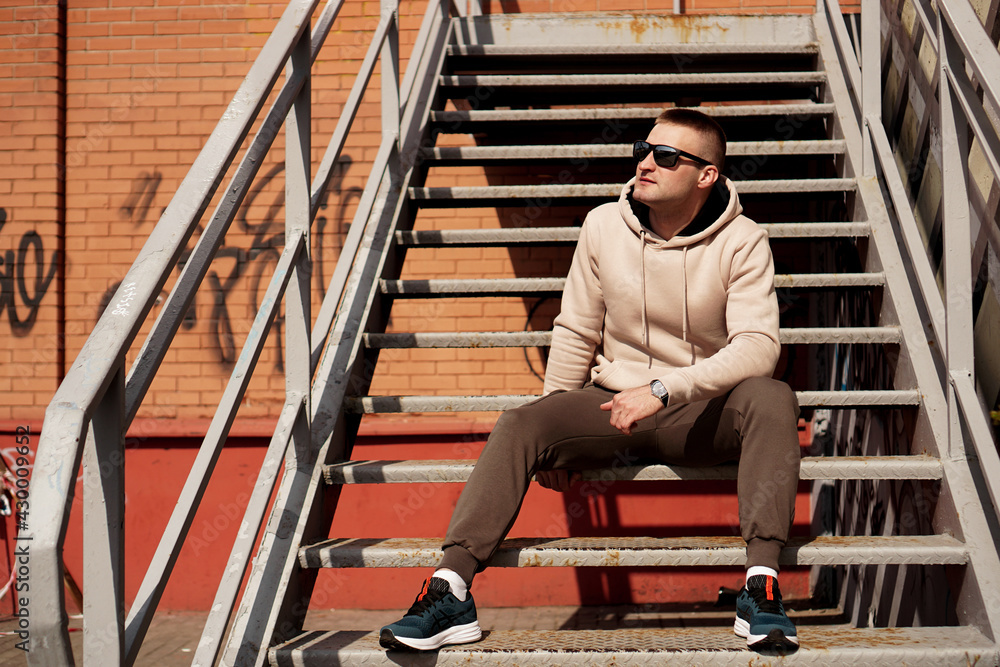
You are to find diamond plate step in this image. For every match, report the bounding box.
[363,327,901,349]
[407,179,856,205]
[298,535,967,569]
[439,72,827,87]
[378,274,883,297]
[324,455,942,485]
[394,222,870,247]
[344,391,920,414]
[447,43,820,56]
[269,626,998,666]
[418,140,846,162]
[430,103,836,125]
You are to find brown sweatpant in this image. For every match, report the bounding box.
[439,376,801,585]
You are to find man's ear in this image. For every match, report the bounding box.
[697,164,720,189]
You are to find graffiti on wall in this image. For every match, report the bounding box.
[0,207,60,336]
[99,161,361,368]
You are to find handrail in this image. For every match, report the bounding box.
[123,229,307,665]
[939,38,1000,232]
[866,118,948,349]
[311,134,398,364]
[124,32,314,425]
[821,0,1000,638]
[934,0,1000,482]
[952,371,1000,511]
[190,396,305,667]
[825,0,1000,513]
[219,0,452,659]
[937,0,1000,121]
[822,0,863,116]
[25,2,320,665]
[310,13,394,219]
[22,0,433,663]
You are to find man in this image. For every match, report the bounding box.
[379,108,802,653]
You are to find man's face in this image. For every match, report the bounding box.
[632,122,716,209]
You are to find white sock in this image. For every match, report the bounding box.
[432,568,468,602]
[746,565,779,584]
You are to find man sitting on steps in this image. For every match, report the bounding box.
[379,108,802,654]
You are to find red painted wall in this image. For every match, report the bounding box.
[0,419,812,612]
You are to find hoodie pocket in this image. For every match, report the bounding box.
[592,358,624,389]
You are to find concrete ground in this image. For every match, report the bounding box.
[0,601,841,665]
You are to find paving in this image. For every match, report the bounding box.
[0,600,841,665]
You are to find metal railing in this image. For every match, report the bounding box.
[822,0,1000,513]
[820,0,1000,632]
[23,0,454,663]
[27,0,1000,662]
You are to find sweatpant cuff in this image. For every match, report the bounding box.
[439,544,480,586]
[746,538,783,572]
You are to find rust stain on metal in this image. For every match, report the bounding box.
[629,17,649,40]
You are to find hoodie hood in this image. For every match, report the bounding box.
[618,175,743,247]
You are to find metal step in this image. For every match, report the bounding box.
[407,179,857,205]
[269,625,997,666]
[396,227,581,246]
[363,327,901,349]
[378,273,883,297]
[324,455,942,485]
[439,72,827,88]
[419,140,846,163]
[447,43,820,56]
[298,535,967,569]
[431,103,836,125]
[394,222,869,247]
[344,391,920,414]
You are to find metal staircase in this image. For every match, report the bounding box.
[24,0,1000,665]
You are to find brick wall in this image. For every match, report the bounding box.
[0,0,849,429]
[0,0,862,615]
[0,0,64,423]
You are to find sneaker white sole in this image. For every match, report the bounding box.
[385,620,482,651]
[734,617,799,648]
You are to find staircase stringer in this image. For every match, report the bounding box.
[219,14,454,665]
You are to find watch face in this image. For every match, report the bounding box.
[650,380,668,400]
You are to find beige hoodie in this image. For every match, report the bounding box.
[542,176,780,406]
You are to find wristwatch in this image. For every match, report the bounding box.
[649,379,669,406]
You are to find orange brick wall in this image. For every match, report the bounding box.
[0,0,853,428]
[1,0,64,423]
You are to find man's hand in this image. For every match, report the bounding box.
[536,469,581,492]
[600,385,665,435]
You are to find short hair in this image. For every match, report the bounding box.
[655,108,727,171]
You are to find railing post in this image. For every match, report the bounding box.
[382,0,400,157]
[938,19,974,460]
[287,20,312,462]
[861,0,880,176]
[84,365,126,665]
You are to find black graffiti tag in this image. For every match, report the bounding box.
[0,208,60,336]
[104,161,361,367]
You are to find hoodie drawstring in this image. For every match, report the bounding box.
[642,232,694,366]
[639,229,649,352]
[682,245,694,365]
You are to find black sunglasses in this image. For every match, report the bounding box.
[633,141,713,168]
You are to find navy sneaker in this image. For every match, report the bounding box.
[379,577,482,651]
[734,574,799,652]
